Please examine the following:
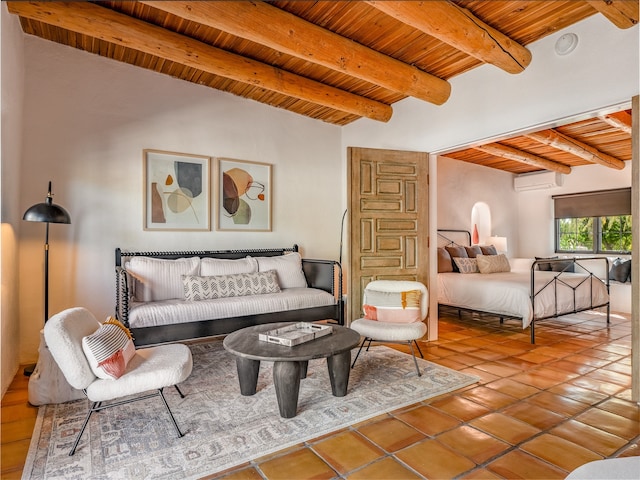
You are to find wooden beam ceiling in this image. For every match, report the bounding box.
[586,0,639,29]
[600,111,633,135]
[6,1,393,122]
[140,1,451,106]
[367,0,532,74]
[6,1,632,174]
[526,129,626,170]
[473,143,572,174]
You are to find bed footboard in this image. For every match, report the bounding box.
[529,257,610,343]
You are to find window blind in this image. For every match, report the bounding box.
[553,188,631,218]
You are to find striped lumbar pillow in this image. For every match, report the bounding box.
[363,289,422,323]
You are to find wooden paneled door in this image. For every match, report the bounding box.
[348,147,429,323]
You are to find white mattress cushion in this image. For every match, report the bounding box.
[256,252,307,288]
[127,256,200,301]
[128,288,335,328]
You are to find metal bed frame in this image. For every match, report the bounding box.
[437,229,610,343]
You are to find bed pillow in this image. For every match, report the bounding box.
[127,256,200,301]
[445,246,467,272]
[363,289,422,323]
[535,256,558,271]
[551,260,575,273]
[82,317,136,380]
[437,247,454,273]
[183,271,281,301]
[200,256,258,276]
[480,245,498,255]
[445,245,468,259]
[477,254,511,274]
[255,252,307,289]
[609,258,631,282]
[464,245,483,258]
[453,257,479,274]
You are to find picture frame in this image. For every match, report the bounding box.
[216,158,272,231]
[143,149,211,231]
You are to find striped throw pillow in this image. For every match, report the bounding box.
[82,317,135,380]
[363,289,422,323]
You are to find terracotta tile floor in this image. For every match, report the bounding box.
[2,309,639,479]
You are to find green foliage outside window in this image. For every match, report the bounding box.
[601,215,632,252]
[557,215,632,253]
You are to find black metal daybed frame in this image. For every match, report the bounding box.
[115,245,344,346]
[437,229,610,343]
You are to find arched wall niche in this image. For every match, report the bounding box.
[471,202,491,245]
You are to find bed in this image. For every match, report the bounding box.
[437,230,610,343]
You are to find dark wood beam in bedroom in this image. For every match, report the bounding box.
[587,0,639,29]
[367,0,532,74]
[473,143,572,173]
[526,129,626,170]
[6,1,393,123]
[139,1,452,106]
[599,111,633,135]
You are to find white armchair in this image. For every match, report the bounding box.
[43,307,193,455]
[350,280,428,376]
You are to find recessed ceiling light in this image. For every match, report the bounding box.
[555,33,578,56]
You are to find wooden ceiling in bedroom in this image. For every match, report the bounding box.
[7,1,637,175]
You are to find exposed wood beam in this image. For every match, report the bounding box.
[599,111,633,135]
[526,129,626,170]
[7,1,392,123]
[474,143,572,174]
[367,0,531,74]
[140,1,451,106]
[587,0,638,29]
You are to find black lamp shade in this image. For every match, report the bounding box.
[23,203,71,224]
[23,181,71,224]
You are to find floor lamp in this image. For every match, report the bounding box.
[23,181,71,376]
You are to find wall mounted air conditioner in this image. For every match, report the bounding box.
[513,171,563,192]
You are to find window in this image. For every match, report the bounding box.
[553,188,631,254]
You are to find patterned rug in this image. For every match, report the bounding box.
[22,339,479,479]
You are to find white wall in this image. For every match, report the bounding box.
[437,155,519,253]
[1,6,25,395]
[17,37,343,363]
[517,163,633,257]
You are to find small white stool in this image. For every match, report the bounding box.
[350,280,428,376]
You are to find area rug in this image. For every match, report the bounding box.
[22,340,479,479]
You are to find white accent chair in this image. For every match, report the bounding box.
[43,307,193,455]
[350,280,428,376]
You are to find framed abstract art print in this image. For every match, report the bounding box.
[216,158,272,231]
[143,149,211,231]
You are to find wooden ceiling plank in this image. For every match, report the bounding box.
[599,112,633,135]
[474,143,572,173]
[586,0,638,29]
[139,1,451,106]
[526,129,626,170]
[367,0,532,74]
[6,1,392,122]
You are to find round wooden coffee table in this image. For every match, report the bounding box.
[223,322,360,418]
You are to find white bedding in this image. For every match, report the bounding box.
[437,270,609,329]
[128,287,336,328]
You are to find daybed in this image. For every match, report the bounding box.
[437,230,610,343]
[115,245,344,346]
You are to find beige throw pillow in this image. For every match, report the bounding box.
[477,254,511,274]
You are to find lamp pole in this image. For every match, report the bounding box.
[23,181,71,375]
